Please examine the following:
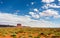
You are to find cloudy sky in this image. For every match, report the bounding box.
[0,0,60,27]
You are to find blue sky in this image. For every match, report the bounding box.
[0,0,43,14]
[0,0,60,27]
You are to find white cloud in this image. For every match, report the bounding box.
[29,12,40,18]
[42,3,60,9]
[32,14,40,18]
[40,9,58,16]
[42,0,55,3]
[42,5,49,9]
[29,9,60,19]
[54,15,60,18]
[0,12,32,26]
[29,12,34,15]
[58,0,60,1]
[25,20,59,28]
[40,9,60,18]
[0,12,59,27]
[48,3,60,8]
[34,9,39,12]
[31,2,35,5]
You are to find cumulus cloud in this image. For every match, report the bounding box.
[34,9,39,12]
[42,4,49,9]
[29,9,60,19]
[42,3,60,9]
[40,9,60,18]
[0,12,32,26]
[49,4,60,8]
[40,9,58,16]
[41,0,60,19]
[29,12,40,18]
[0,12,59,27]
[42,0,55,3]
[29,12,35,15]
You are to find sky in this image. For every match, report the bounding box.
[0,0,60,27]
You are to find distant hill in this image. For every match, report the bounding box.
[0,24,15,27]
